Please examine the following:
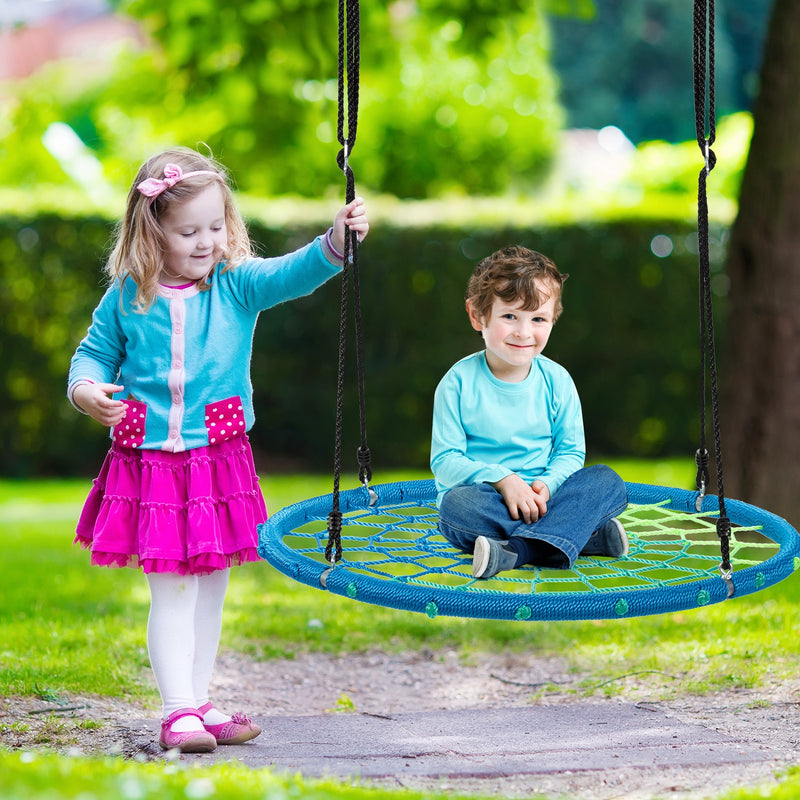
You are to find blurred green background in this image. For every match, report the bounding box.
[0,0,771,477]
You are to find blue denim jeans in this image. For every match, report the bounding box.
[438,464,628,569]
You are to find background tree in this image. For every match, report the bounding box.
[0,0,773,198]
[721,0,800,525]
[549,0,771,142]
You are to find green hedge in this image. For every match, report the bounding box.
[0,214,728,477]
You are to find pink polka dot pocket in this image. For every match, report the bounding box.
[205,396,246,445]
[113,400,147,448]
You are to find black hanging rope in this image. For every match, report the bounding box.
[324,0,733,584]
[325,0,370,567]
[692,0,733,593]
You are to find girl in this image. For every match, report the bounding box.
[68,147,369,753]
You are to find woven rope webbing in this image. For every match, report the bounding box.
[260,479,800,621]
[692,0,732,587]
[326,0,368,566]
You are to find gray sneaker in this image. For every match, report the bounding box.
[473,536,519,579]
[580,518,629,558]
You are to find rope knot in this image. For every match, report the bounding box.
[327,510,343,536]
[694,448,710,496]
[336,146,354,178]
[357,446,372,484]
[357,446,371,467]
[325,510,343,565]
[336,148,357,205]
[706,146,717,171]
[716,516,734,597]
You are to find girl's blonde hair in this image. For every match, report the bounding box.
[106,147,253,311]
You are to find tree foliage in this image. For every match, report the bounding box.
[1,0,564,199]
[0,0,773,198]
[549,0,772,143]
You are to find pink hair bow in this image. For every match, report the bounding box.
[137,163,220,198]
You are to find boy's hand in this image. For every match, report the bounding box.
[531,480,550,509]
[331,197,369,255]
[493,474,548,524]
[73,382,127,428]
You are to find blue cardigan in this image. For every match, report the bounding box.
[68,235,341,452]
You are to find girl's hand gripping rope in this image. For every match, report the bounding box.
[331,197,369,256]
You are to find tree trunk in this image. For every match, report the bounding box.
[721,0,800,525]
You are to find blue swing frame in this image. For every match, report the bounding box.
[258,479,800,622]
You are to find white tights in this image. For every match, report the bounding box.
[146,569,231,730]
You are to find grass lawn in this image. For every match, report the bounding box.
[2,459,799,799]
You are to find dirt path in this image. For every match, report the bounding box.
[2,650,799,799]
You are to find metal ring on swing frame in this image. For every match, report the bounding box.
[695,483,706,512]
[320,566,333,588]
[363,479,378,507]
[719,564,735,598]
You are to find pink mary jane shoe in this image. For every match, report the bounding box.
[198,702,261,745]
[159,707,218,753]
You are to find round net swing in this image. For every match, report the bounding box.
[260,478,800,621]
[258,0,800,620]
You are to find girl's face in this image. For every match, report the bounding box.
[467,289,556,383]
[160,184,228,285]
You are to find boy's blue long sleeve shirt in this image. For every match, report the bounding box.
[430,351,586,506]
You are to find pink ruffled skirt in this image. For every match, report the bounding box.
[75,436,267,575]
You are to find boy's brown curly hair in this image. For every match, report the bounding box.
[466,245,568,322]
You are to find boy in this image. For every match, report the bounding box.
[430,246,629,579]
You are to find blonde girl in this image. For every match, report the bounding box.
[68,147,369,752]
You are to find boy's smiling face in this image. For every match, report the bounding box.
[467,289,557,383]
